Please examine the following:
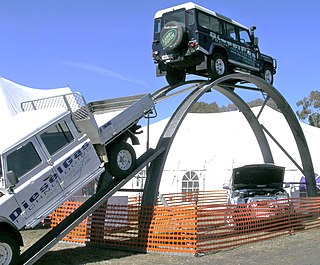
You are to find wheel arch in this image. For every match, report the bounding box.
[0,220,23,246]
[262,61,275,74]
[208,44,228,58]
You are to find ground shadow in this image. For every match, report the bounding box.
[34,246,142,265]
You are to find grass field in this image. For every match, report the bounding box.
[21,227,320,265]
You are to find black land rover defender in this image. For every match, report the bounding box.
[152,2,277,86]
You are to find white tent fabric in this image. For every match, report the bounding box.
[0,77,72,121]
[126,106,320,195]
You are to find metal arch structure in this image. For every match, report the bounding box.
[142,73,317,207]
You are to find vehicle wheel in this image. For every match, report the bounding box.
[0,233,20,265]
[106,141,136,179]
[166,67,186,86]
[208,53,228,80]
[160,21,186,51]
[261,65,274,84]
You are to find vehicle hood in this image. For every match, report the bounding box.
[260,53,274,63]
[231,164,285,190]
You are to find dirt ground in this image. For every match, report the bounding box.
[20,227,320,265]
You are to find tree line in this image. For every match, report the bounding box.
[189,98,277,113]
[190,91,320,128]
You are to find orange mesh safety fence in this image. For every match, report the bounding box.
[50,191,320,255]
[50,201,88,244]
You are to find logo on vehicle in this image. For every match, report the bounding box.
[161,28,177,48]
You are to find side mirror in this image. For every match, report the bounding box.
[223,183,230,190]
[7,170,18,188]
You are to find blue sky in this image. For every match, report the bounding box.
[0,1,319,120]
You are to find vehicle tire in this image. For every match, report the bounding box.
[208,53,228,80]
[160,21,186,51]
[261,65,274,84]
[106,141,136,179]
[166,67,186,86]
[0,233,20,265]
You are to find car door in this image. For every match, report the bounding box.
[238,28,260,71]
[224,23,242,64]
[38,117,102,198]
[5,137,64,227]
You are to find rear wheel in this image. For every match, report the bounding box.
[0,233,19,265]
[106,141,136,179]
[208,53,228,80]
[166,67,186,86]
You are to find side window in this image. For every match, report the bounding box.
[41,121,74,155]
[198,12,210,29]
[198,12,222,34]
[7,142,42,178]
[0,158,3,187]
[225,23,237,41]
[154,18,161,34]
[239,29,251,46]
[186,10,195,26]
[209,16,222,34]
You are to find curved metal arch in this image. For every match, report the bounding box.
[224,73,317,196]
[142,76,278,206]
[152,79,205,100]
[142,74,317,207]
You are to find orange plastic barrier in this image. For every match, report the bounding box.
[51,191,320,255]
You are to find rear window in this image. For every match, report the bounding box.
[162,9,185,25]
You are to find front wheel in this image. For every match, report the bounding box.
[0,233,20,265]
[208,53,228,80]
[106,141,136,179]
[261,65,274,84]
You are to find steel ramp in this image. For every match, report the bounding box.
[19,147,165,265]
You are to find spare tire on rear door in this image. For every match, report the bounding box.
[160,21,186,52]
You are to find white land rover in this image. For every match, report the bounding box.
[0,92,154,264]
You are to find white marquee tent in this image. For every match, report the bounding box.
[0,77,72,121]
[125,106,320,197]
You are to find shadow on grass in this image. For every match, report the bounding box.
[35,246,142,265]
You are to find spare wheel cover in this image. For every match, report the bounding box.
[160,22,185,51]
